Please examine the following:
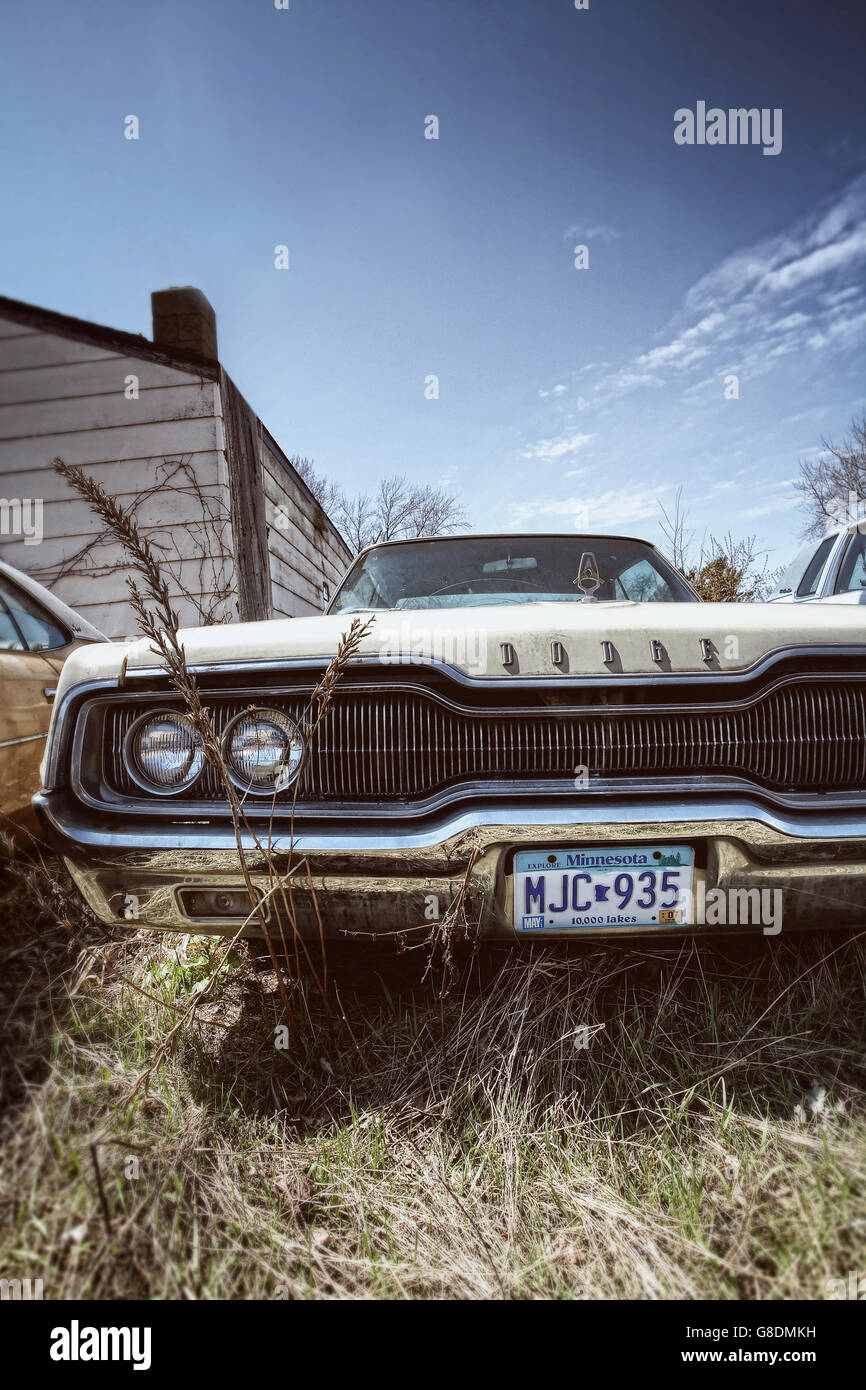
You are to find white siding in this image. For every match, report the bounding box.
[0,317,236,636]
[259,431,350,617]
[0,305,352,637]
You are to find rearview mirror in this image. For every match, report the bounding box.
[482,556,537,574]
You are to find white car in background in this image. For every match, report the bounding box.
[769,523,866,605]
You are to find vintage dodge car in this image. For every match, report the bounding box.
[35,533,866,939]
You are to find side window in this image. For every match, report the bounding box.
[796,535,836,598]
[615,558,673,602]
[0,575,67,651]
[0,594,26,651]
[332,565,389,613]
[835,532,866,594]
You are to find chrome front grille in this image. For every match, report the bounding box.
[101,676,866,803]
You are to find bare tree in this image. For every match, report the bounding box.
[338,490,377,556]
[290,455,344,519]
[657,492,776,601]
[795,411,866,538]
[684,532,775,602]
[658,485,695,574]
[406,481,468,539]
[375,474,418,542]
[290,456,468,555]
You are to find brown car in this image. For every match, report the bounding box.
[0,559,104,836]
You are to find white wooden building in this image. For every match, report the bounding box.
[0,287,350,636]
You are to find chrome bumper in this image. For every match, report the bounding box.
[34,791,866,940]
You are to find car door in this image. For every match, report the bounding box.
[778,535,838,602]
[824,528,866,604]
[0,572,77,833]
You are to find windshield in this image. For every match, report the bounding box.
[330,536,697,612]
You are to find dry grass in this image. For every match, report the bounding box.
[1,863,865,1301]
[3,462,863,1300]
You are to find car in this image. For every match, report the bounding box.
[768,521,866,605]
[0,559,105,835]
[34,532,866,940]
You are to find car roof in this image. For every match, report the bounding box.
[355,531,657,557]
[0,557,107,641]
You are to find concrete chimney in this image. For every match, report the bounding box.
[151,286,218,362]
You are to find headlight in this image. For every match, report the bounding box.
[124,710,205,793]
[222,707,305,794]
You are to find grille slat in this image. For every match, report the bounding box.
[104,676,866,804]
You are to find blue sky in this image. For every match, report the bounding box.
[1,0,864,569]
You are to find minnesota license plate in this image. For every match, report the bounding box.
[514,845,695,932]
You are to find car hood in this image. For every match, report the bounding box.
[51,598,866,703]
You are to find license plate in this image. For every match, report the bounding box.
[513,845,695,932]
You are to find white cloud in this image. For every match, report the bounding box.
[522,431,596,463]
[510,486,663,532]
[742,490,801,519]
[637,313,727,371]
[564,222,621,243]
[566,174,866,411]
[511,173,866,556]
[758,226,866,295]
[578,369,663,409]
[686,172,866,314]
[823,285,860,308]
[820,308,866,341]
[771,312,810,332]
[682,374,718,398]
